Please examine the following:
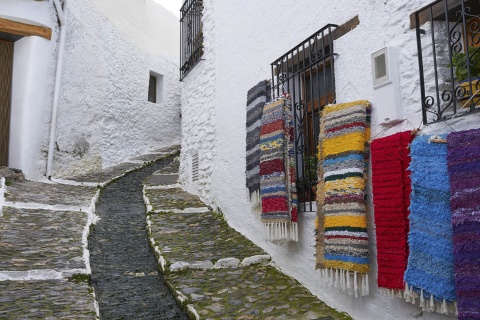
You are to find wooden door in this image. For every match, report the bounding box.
[0,40,13,167]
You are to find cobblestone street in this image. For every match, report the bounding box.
[89,157,187,319]
[0,145,351,319]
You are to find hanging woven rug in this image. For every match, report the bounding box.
[371,131,414,298]
[246,80,271,215]
[404,135,456,315]
[447,128,480,320]
[315,100,371,297]
[259,97,298,242]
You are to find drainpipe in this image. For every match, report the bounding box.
[46,0,67,179]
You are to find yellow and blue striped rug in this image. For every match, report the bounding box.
[316,100,371,297]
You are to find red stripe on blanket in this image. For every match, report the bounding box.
[260,119,283,136]
[260,158,285,175]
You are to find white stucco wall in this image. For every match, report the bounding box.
[180,1,480,319]
[1,0,57,181]
[179,0,217,203]
[49,0,181,177]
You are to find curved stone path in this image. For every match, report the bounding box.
[89,158,187,319]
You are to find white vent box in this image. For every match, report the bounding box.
[371,47,404,125]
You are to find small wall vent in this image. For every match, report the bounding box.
[191,151,199,182]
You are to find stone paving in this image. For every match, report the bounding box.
[0,207,86,272]
[88,157,187,319]
[0,145,181,319]
[0,144,352,319]
[4,181,97,208]
[144,156,352,320]
[0,279,97,319]
[70,145,180,185]
[0,181,99,318]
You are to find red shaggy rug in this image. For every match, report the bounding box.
[371,131,414,295]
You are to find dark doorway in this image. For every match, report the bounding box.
[0,40,14,167]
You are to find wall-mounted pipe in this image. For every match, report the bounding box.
[46,0,67,179]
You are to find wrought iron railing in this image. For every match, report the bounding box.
[271,24,337,212]
[180,0,204,81]
[413,0,480,124]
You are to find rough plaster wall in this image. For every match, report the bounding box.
[49,0,181,178]
[179,0,216,205]
[180,0,479,319]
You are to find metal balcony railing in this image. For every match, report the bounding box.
[180,0,204,81]
[413,0,480,124]
[271,24,338,212]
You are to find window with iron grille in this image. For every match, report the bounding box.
[271,24,338,212]
[412,0,480,124]
[180,0,204,80]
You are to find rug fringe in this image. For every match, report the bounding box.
[379,288,404,298]
[248,190,262,216]
[404,283,457,315]
[319,268,369,297]
[263,221,298,242]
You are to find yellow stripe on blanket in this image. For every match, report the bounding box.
[322,99,370,116]
[322,132,367,156]
[324,216,368,228]
[324,177,365,193]
[324,260,370,274]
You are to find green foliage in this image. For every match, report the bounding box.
[303,156,318,184]
[451,46,480,82]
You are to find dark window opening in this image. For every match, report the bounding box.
[412,0,480,124]
[148,75,157,103]
[180,0,204,80]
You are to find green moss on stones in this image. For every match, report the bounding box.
[68,273,91,285]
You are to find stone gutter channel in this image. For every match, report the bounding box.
[0,144,351,319]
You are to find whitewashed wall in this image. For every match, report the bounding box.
[180,1,480,319]
[48,0,181,178]
[179,0,217,203]
[1,0,57,181]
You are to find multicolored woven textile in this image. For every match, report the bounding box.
[315,100,371,297]
[259,97,298,241]
[246,80,271,215]
[371,131,414,296]
[404,135,456,315]
[447,128,480,320]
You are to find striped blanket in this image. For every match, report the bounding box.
[404,135,456,315]
[246,80,271,215]
[259,98,298,242]
[447,128,480,320]
[371,131,413,297]
[316,100,371,297]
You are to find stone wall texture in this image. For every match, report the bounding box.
[49,0,181,178]
[179,1,479,319]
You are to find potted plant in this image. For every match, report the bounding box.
[451,46,480,106]
[303,156,318,197]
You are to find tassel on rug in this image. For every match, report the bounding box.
[370,131,414,297]
[447,128,480,320]
[259,98,298,242]
[246,80,271,215]
[404,135,456,315]
[315,100,371,296]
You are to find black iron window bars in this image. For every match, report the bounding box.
[413,0,480,124]
[271,24,337,212]
[180,0,204,81]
